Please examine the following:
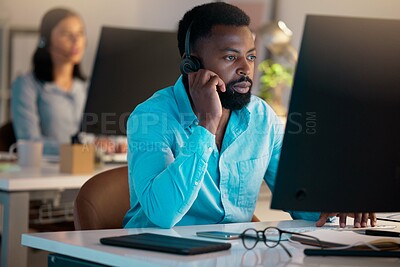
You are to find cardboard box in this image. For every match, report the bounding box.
[60,144,95,174]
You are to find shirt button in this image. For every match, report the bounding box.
[208,147,212,152]
[194,121,199,125]
[194,181,199,185]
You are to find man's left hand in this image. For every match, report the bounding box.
[316,212,377,228]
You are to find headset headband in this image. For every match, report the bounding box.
[185,21,194,58]
[180,21,201,74]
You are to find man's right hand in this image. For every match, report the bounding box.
[316,212,377,228]
[188,70,226,134]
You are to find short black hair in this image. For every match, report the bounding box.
[177,2,250,57]
[33,8,86,82]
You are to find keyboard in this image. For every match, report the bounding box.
[376,212,400,222]
[282,224,396,234]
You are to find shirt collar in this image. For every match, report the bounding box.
[173,76,198,129]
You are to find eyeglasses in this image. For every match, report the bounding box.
[240,226,323,257]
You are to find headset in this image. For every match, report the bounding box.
[179,21,202,75]
[38,37,47,48]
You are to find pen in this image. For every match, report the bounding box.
[365,229,400,238]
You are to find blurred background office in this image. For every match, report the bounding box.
[1,1,400,266]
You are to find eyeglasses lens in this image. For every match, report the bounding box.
[264,227,280,248]
[242,229,259,249]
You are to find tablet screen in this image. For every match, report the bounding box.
[100,233,231,255]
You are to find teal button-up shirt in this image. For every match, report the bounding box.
[123,76,319,228]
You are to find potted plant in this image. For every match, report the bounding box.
[258,59,294,115]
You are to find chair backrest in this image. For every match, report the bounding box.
[74,165,130,230]
[0,121,16,151]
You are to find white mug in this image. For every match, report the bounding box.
[9,140,43,168]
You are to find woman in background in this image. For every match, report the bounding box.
[11,8,87,155]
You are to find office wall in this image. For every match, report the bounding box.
[276,0,400,51]
[0,0,211,76]
[3,0,400,90]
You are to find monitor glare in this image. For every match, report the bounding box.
[271,15,400,212]
[81,27,181,136]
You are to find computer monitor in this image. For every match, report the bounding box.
[81,27,181,136]
[271,15,400,212]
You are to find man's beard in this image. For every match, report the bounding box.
[218,76,252,110]
[183,75,252,111]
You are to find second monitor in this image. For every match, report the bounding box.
[81,26,181,136]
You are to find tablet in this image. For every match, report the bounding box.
[100,233,231,255]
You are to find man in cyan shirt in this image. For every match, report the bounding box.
[123,2,376,229]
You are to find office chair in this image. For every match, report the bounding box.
[74,165,260,230]
[74,165,130,230]
[0,121,16,151]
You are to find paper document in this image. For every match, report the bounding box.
[291,229,400,250]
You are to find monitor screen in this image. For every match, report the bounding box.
[271,15,400,212]
[81,26,181,136]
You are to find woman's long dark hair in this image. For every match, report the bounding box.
[33,8,86,82]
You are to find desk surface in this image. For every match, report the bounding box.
[0,161,125,267]
[22,220,400,267]
[0,162,123,191]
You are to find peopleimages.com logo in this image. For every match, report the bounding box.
[80,111,317,136]
[286,111,317,135]
[81,112,131,135]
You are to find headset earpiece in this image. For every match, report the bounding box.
[38,37,47,48]
[180,21,202,75]
[180,55,201,75]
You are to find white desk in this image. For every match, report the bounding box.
[0,162,124,267]
[22,220,400,267]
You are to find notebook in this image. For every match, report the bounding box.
[100,233,231,255]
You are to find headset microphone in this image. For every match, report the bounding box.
[179,21,202,75]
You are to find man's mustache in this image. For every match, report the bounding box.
[236,76,253,85]
[225,76,253,95]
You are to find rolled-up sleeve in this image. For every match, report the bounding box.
[127,111,215,228]
[11,76,42,140]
